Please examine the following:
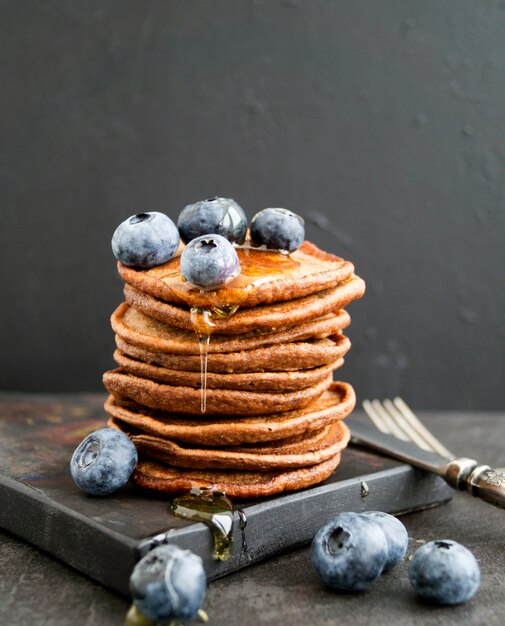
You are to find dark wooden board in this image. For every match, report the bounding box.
[0,393,453,596]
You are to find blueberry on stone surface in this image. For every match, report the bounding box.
[112,212,180,269]
[180,234,241,289]
[130,544,206,624]
[361,511,408,570]
[177,197,247,245]
[70,428,138,496]
[409,540,480,605]
[311,512,388,591]
[250,208,305,253]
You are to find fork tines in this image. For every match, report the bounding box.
[362,397,454,459]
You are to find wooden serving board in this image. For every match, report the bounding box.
[0,393,453,596]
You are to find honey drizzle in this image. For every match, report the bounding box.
[178,248,302,415]
[170,488,234,561]
[237,508,248,554]
[190,304,243,413]
[190,308,215,413]
[198,335,209,413]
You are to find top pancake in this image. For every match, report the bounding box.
[117,240,356,309]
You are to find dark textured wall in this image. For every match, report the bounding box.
[1,1,504,409]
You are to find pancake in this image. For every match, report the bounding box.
[123,275,365,335]
[115,333,351,373]
[109,419,350,471]
[113,349,344,391]
[132,453,342,498]
[118,240,356,310]
[103,369,333,416]
[112,303,351,355]
[103,381,355,445]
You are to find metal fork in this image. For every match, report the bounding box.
[359,397,505,510]
[362,397,454,459]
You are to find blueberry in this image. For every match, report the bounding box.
[180,234,241,289]
[70,428,138,495]
[177,197,247,245]
[250,208,305,253]
[311,512,388,591]
[130,544,206,624]
[112,212,180,269]
[361,511,408,570]
[409,540,480,605]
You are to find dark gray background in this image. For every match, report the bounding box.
[1,1,504,408]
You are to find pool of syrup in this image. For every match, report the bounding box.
[170,488,248,561]
[159,246,303,310]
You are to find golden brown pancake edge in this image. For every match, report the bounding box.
[113,349,344,392]
[123,275,365,335]
[118,240,357,309]
[132,452,343,498]
[115,333,351,373]
[103,381,356,445]
[103,369,333,416]
[110,419,350,471]
[112,303,351,355]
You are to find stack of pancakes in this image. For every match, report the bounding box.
[103,241,365,498]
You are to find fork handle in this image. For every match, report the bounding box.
[445,458,505,509]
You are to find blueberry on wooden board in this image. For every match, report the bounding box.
[70,428,137,496]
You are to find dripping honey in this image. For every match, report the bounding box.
[179,247,301,412]
[165,249,291,558]
[170,488,235,560]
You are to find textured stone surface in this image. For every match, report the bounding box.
[1,409,504,625]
